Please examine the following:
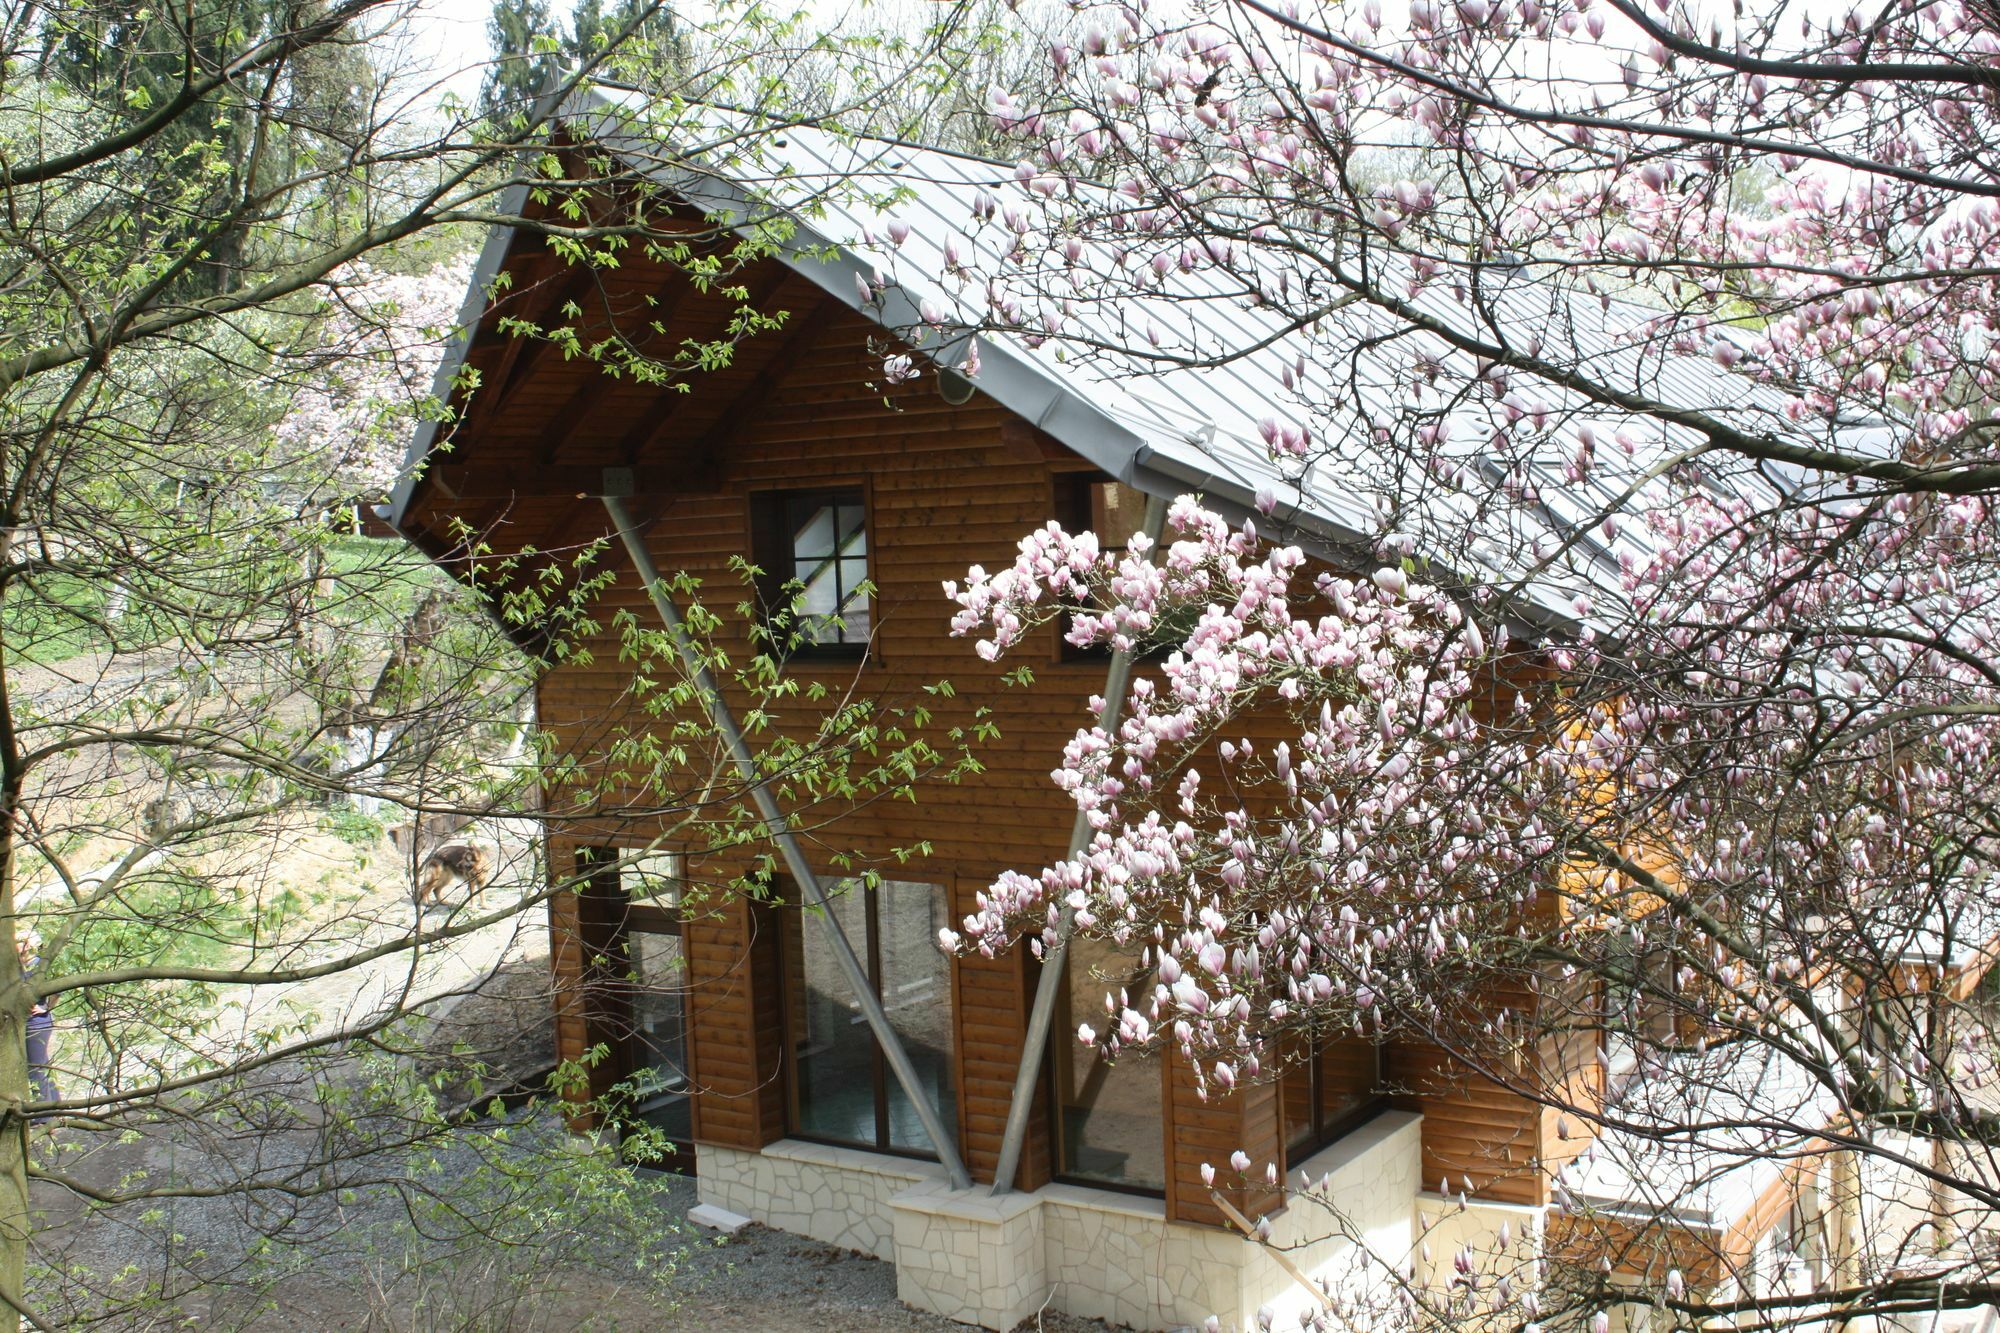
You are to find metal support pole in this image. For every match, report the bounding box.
[989,491,1170,1197]
[602,492,973,1190]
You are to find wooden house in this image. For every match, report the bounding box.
[383,93,1847,1331]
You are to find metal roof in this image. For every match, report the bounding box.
[387,87,1891,638]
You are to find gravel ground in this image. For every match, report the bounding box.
[27,967,1122,1333]
[34,1110,1118,1331]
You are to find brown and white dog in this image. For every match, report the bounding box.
[388,816,495,907]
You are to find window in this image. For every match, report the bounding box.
[750,488,872,653]
[1282,1028,1384,1165]
[783,877,955,1155]
[575,847,693,1171]
[1053,473,1154,661]
[1774,1193,1817,1289]
[1052,936,1167,1192]
[1601,927,1681,1098]
[1056,472,1151,551]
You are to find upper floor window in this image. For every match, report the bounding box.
[1054,473,1153,661]
[1056,472,1151,551]
[751,488,871,654]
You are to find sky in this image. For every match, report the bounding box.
[388,0,499,111]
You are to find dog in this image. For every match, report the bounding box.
[413,842,494,906]
[388,817,494,908]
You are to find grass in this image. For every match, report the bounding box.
[0,532,446,670]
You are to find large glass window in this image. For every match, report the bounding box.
[1282,1029,1383,1165]
[785,878,955,1156]
[752,488,871,651]
[580,848,693,1170]
[627,923,692,1147]
[1053,937,1167,1191]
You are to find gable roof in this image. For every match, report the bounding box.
[387,87,1889,638]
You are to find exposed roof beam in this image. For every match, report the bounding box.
[680,296,838,462]
[612,262,803,465]
[420,463,710,499]
[533,259,728,466]
[485,262,610,420]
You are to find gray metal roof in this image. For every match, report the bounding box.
[388,88,1891,638]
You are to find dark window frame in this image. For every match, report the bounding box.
[749,485,874,661]
[1282,1031,1389,1168]
[574,846,696,1173]
[779,877,953,1163]
[1044,947,1171,1197]
[1599,924,1693,1100]
[1051,471,1160,665]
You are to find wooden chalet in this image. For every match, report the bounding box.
[383,94,1850,1331]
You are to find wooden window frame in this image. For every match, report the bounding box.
[1044,948,1171,1198]
[749,485,874,661]
[1050,471,1161,666]
[1282,1033,1388,1168]
[574,846,697,1172]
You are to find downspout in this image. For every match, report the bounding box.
[989,491,1171,1197]
[601,489,973,1191]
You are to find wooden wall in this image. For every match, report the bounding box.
[409,229,1562,1222]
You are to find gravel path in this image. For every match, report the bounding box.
[35,1112,1120,1331]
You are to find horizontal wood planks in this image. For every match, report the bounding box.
[423,225,1572,1224]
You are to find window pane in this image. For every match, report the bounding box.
[629,928,692,1145]
[789,887,878,1146]
[838,557,868,594]
[838,505,867,553]
[792,504,837,559]
[877,880,955,1151]
[1057,937,1166,1190]
[626,851,681,907]
[1281,1031,1315,1158]
[1318,1033,1378,1130]
[1091,481,1149,551]
[797,558,839,616]
[837,601,870,642]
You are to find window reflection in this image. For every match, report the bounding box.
[1055,936,1166,1191]
[786,878,955,1156]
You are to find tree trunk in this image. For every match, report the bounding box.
[328,590,447,810]
[0,521,31,1326]
[0,842,27,1331]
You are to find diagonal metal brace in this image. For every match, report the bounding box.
[989,491,1171,1196]
[602,493,972,1191]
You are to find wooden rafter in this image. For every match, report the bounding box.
[486,261,609,419]
[679,296,839,462]
[612,262,803,464]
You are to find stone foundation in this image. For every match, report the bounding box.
[695,1137,944,1259]
[698,1111,1425,1331]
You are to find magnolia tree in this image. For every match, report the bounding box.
[913,0,2000,1326]
[275,259,477,504]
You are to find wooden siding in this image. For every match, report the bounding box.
[414,228,1569,1225]
[1164,1041,1284,1229]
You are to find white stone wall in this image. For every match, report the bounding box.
[1413,1191,1550,1330]
[1038,1183,1245,1327]
[890,1181,1046,1329]
[696,1139,944,1259]
[702,1112,1426,1331]
[1245,1110,1428,1331]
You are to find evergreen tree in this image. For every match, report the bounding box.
[570,0,682,70]
[41,0,363,294]
[477,0,562,124]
